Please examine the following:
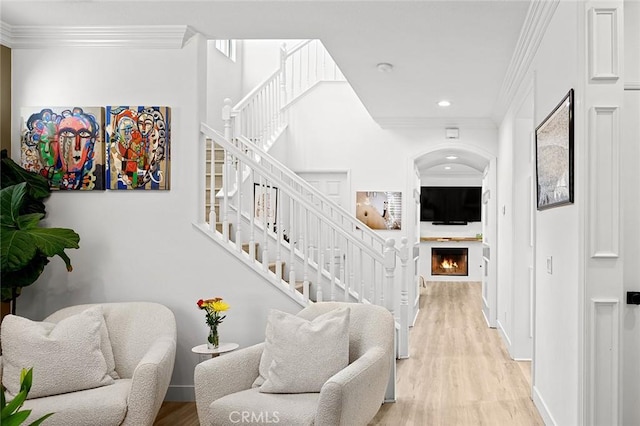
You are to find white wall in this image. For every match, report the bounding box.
[241,39,304,97]
[498,2,582,424]
[11,37,302,401]
[207,40,244,128]
[285,82,498,251]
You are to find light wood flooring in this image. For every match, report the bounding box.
[154,281,543,425]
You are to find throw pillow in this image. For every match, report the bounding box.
[1,306,115,399]
[97,311,120,380]
[256,306,350,394]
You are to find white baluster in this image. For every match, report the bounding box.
[249,169,256,262]
[288,196,296,293]
[261,178,269,272]
[207,138,216,231]
[399,237,409,358]
[302,207,310,302]
[329,228,336,301]
[280,43,287,106]
[316,217,324,302]
[384,239,396,314]
[275,185,283,283]
[235,156,242,251]
[343,239,349,302]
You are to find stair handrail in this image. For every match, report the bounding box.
[231,40,313,113]
[234,134,394,255]
[202,122,386,260]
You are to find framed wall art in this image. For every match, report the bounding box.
[535,89,574,210]
[355,191,402,230]
[105,106,170,190]
[20,106,105,190]
[254,183,278,229]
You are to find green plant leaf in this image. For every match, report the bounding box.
[28,412,55,426]
[0,229,37,272]
[0,157,50,201]
[1,390,27,419]
[19,369,32,394]
[2,410,31,426]
[0,183,27,228]
[1,256,48,294]
[29,228,80,257]
[16,213,44,230]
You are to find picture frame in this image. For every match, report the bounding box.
[254,183,278,229]
[535,88,574,210]
[355,191,402,230]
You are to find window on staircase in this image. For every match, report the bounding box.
[214,39,236,61]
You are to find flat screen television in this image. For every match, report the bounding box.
[420,186,482,224]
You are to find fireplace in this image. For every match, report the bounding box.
[431,247,468,276]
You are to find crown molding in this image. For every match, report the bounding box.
[0,22,197,49]
[492,0,560,121]
[375,116,497,130]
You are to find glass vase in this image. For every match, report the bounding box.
[207,325,219,349]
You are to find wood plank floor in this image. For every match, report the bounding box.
[154,281,543,425]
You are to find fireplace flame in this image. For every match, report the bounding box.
[441,259,458,269]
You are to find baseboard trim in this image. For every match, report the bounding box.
[533,384,557,426]
[165,385,195,402]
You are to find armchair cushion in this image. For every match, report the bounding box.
[255,307,350,394]
[1,306,114,399]
[211,388,319,426]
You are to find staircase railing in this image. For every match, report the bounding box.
[202,39,410,358]
[227,39,345,151]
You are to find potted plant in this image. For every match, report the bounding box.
[0,152,80,315]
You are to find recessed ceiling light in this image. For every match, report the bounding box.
[444,166,452,170]
[438,100,451,107]
[446,155,458,160]
[376,63,393,72]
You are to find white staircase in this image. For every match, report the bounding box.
[196,41,411,365]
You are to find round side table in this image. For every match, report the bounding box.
[191,342,239,358]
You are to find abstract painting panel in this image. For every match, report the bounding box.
[105,106,170,190]
[20,107,105,190]
[355,191,402,230]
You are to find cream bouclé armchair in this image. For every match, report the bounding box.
[0,302,177,426]
[195,302,395,426]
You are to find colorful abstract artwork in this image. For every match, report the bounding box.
[105,106,170,190]
[20,107,105,190]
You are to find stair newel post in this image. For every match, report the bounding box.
[280,42,288,111]
[288,195,296,293]
[399,237,409,359]
[275,185,283,283]
[383,239,396,315]
[249,168,256,262]
[222,98,233,242]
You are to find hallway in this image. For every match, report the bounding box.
[370,281,543,425]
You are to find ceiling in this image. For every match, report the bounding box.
[1,0,531,173]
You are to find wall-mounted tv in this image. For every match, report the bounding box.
[420,186,482,224]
